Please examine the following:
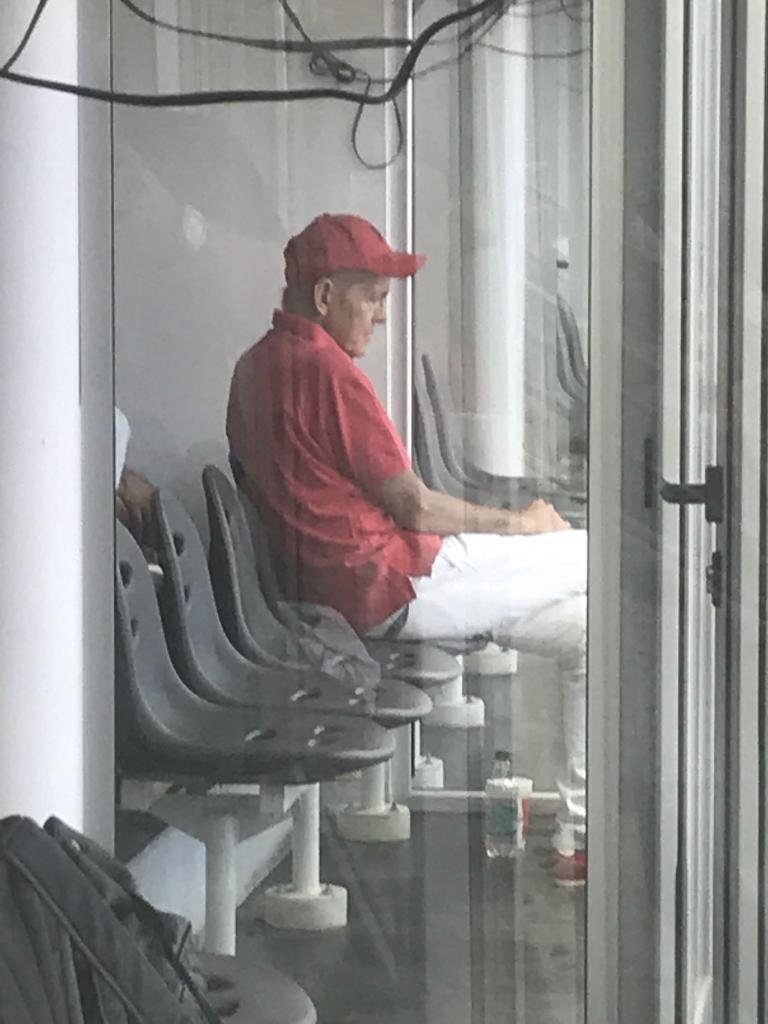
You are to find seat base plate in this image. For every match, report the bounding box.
[412,754,445,790]
[335,803,411,843]
[423,695,486,729]
[264,882,348,931]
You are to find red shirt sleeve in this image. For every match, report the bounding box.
[322,363,411,496]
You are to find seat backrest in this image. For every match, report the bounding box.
[412,365,462,494]
[229,451,246,487]
[420,352,468,480]
[557,296,588,396]
[555,312,580,402]
[114,522,206,766]
[207,467,388,689]
[202,464,290,662]
[234,483,305,621]
[153,489,258,699]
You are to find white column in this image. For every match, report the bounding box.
[460,15,528,477]
[292,785,321,896]
[204,814,239,955]
[359,762,388,813]
[0,1,84,827]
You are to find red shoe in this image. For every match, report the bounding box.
[553,850,587,887]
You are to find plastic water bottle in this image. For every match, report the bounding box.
[485,751,518,858]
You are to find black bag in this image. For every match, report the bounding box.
[0,815,221,1024]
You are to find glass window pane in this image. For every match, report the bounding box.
[110,2,589,1020]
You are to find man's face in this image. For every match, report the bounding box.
[320,272,390,359]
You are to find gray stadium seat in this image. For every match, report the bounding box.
[555,297,588,458]
[419,352,541,507]
[207,465,463,689]
[154,488,430,730]
[115,521,394,785]
[418,352,586,522]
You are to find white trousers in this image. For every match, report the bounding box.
[399,531,587,854]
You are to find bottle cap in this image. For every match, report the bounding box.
[509,776,534,797]
[493,750,511,761]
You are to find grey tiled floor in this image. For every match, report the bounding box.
[234,811,584,1024]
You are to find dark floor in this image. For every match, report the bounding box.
[234,811,584,1024]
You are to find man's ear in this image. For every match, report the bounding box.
[313,277,334,316]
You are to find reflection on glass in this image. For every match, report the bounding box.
[113,1,590,1020]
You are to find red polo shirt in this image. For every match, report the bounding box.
[226,311,441,632]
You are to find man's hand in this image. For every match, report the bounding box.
[116,468,160,558]
[512,499,571,535]
[379,469,571,537]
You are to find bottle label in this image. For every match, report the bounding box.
[486,799,519,837]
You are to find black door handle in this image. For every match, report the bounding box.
[660,466,724,523]
[644,438,724,523]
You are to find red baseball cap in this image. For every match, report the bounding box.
[283,213,426,285]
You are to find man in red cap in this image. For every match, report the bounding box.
[227,213,587,885]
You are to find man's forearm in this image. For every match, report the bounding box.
[378,469,568,537]
[409,486,518,536]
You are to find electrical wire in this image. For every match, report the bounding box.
[0,0,589,110]
[274,0,404,167]
[349,78,405,170]
[271,0,513,167]
[275,0,512,87]
[115,0,566,61]
[411,0,549,81]
[2,0,49,72]
[277,0,363,84]
[0,0,507,107]
[311,0,514,167]
[384,0,516,160]
[116,0,414,54]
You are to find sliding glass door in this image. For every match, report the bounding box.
[589,2,735,1021]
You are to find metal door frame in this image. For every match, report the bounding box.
[586,1,627,1019]
[588,0,726,1019]
[722,1,764,1020]
[589,1,764,1022]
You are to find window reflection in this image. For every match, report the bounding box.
[113,2,591,1020]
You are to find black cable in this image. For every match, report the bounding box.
[409,1,511,81]
[2,0,50,72]
[375,0,513,161]
[275,0,404,168]
[412,0,524,80]
[277,0,505,87]
[412,0,590,78]
[1,0,586,110]
[351,77,405,169]
[350,77,405,170]
[116,0,413,54]
[345,1,515,166]
[115,0,564,60]
[119,0,564,86]
[376,1,522,161]
[0,0,506,106]
[278,0,363,84]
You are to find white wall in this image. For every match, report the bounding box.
[114,1,412,528]
[0,0,85,830]
[0,0,117,846]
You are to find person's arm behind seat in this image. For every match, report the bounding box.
[378,469,570,537]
